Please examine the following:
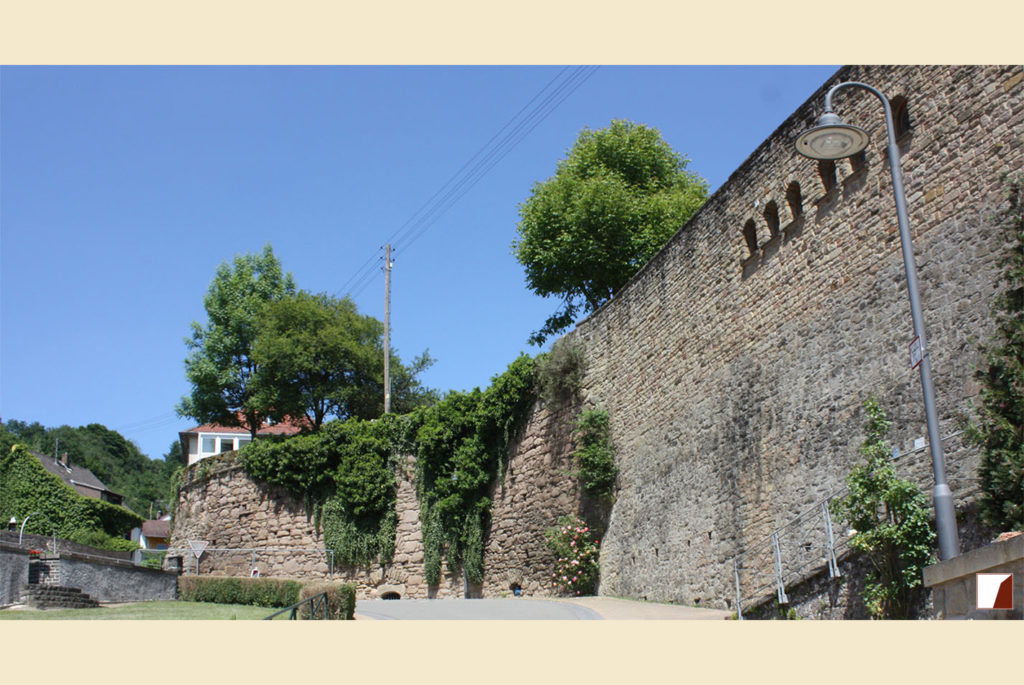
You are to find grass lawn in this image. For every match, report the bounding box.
[0,600,293,620]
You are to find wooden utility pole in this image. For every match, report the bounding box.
[383,243,392,414]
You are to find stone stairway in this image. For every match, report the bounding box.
[21,585,100,610]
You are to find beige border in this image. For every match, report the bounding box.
[2,1,1021,682]
[0,1,1021,63]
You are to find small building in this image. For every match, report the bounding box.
[178,416,306,466]
[138,516,171,550]
[32,451,124,506]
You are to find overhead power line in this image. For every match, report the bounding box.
[336,66,600,301]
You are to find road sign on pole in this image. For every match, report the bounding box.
[188,540,208,575]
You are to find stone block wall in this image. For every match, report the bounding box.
[0,543,29,606]
[559,65,1023,609]
[56,554,178,602]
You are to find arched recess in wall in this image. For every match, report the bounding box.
[849,150,867,173]
[890,95,911,138]
[743,219,759,255]
[763,200,780,238]
[786,181,803,219]
[818,159,837,193]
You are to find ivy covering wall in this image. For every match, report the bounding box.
[237,353,537,585]
[0,444,143,547]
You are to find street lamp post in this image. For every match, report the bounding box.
[796,81,961,561]
[18,512,40,546]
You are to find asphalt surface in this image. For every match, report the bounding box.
[354,596,731,620]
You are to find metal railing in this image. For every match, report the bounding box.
[264,592,328,620]
[163,547,336,576]
[730,429,971,619]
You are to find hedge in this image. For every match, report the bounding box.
[298,581,357,620]
[177,576,302,608]
[177,576,356,619]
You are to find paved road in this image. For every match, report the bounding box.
[354,596,730,620]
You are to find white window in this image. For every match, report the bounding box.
[219,437,234,453]
[238,437,251,449]
[201,436,216,453]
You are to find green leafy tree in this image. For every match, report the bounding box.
[831,399,936,619]
[251,291,438,430]
[513,119,708,344]
[966,175,1024,531]
[178,245,296,437]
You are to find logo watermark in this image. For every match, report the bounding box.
[976,573,1014,610]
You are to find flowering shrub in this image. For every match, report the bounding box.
[544,515,600,596]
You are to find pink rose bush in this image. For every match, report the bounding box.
[544,515,600,595]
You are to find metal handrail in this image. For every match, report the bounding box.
[730,429,968,618]
[263,592,328,620]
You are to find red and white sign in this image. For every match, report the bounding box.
[976,573,1014,610]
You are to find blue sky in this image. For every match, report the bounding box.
[0,65,839,461]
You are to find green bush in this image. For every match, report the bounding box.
[830,399,936,619]
[298,581,356,620]
[572,409,617,499]
[177,576,302,608]
[544,515,600,595]
[68,528,140,552]
[534,339,586,409]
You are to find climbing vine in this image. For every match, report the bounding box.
[0,444,143,548]
[411,354,536,585]
[241,415,401,568]
[237,353,537,582]
[572,408,617,499]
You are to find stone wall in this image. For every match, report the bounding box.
[54,553,178,602]
[0,543,29,606]
[170,453,468,599]
[170,401,584,599]
[560,65,1023,609]
[171,66,1023,610]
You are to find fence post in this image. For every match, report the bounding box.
[771,532,789,604]
[821,502,841,579]
[733,558,744,620]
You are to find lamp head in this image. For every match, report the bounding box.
[795,112,870,160]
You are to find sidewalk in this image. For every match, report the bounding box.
[554,596,731,620]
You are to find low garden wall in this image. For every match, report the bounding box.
[0,542,30,606]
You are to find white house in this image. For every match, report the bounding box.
[179,416,306,465]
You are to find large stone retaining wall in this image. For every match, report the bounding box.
[172,66,1023,609]
[562,65,1023,608]
[170,400,582,599]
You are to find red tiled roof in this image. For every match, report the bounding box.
[180,413,309,437]
[142,519,171,539]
